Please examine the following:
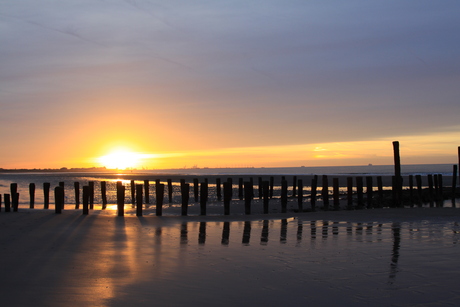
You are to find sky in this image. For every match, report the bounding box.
[1,0,460,169]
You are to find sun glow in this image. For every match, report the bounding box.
[97,150,144,169]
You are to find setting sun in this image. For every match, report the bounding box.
[97,150,144,169]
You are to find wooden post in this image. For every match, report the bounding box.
[181,183,189,216]
[82,186,89,215]
[156,183,164,216]
[263,181,270,214]
[74,182,80,209]
[269,176,274,199]
[54,186,63,214]
[143,180,150,204]
[408,175,414,207]
[258,177,263,199]
[281,179,288,213]
[5,194,11,212]
[193,178,199,202]
[292,176,297,198]
[322,175,329,211]
[223,182,231,215]
[393,141,402,207]
[333,178,339,211]
[347,177,353,210]
[438,174,443,207]
[89,181,94,210]
[168,179,173,203]
[29,183,35,209]
[136,184,143,216]
[428,174,434,207]
[10,183,18,211]
[297,179,303,212]
[130,180,136,207]
[117,181,125,217]
[216,178,222,201]
[452,165,458,203]
[101,181,107,209]
[366,176,373,209]
[311,176,317,212]
[356,177,364,209]
[238,178,244,200]
[199,181,208,216]
[0,194,2,212]
[43,182,50,209]
[377,176,383,208]
[244,182,252,215]
[415,175,423,206]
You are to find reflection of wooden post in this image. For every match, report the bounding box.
[333,178,339,211]
[82,186,89,215]
[43,182,50,209]
[29,183,35,209]
[136,184,143,216]
[156,183,164,216]
[297,179,303,212]
[347,177,353,210]
[281,179,288,213]
[223,182,231,215]
[117,181,125,216]
[74,182,80,209]
[181,183,189,216]
[393,141,402,207]
[311,176,317,212]
[101,181,107,209]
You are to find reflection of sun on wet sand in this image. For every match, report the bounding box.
[1,208,460,305]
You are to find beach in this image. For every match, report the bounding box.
[2,208,460,306]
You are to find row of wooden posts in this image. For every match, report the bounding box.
[1,170,457,216]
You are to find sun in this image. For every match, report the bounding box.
[97,150,143,169]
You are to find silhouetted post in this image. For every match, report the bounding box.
[192,178,199,202]
[167,179,173,203]
[223,182,231,215]
[117,181,125,216]
[281,179,288,213]
[101,181,107,209]
[297,179,303,212]
[291,176,297,198]
[29,183,35,209]
[181,183,189,216]
[135,184,143,216]
[408,175,414,207]
[366,176,373,209]
[5,194,11,212]
[322,175,329,211]
[130,180,135,207]
[0,194,2,212]
[216,178,222,201]
[427,174,434,207]
[200,182,208,215]
[415,175,422,206]
[74,182,80,209]
[269,176,274,199]
[263,181,270,214]
[54,186,63,214]
[311,176,317,212]
[377,176,383,208]
[58,182,65,209]
[238,178,244,200]
[43,182,50,209]
[452,165,458,203]
[82,186,89,215]
[356,177,364,209]
[10,183,18,211]
[258,177,263,199]
[89,181,94,209]
[393,141,402,207]
[143,180,150,205]
[244,182,252,215]
[333,178,339,211]
[438,174,443,207]
[156,183,164,216]
[347,177,353,210]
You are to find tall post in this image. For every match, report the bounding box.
[54,186,63,214]
[452,165,458,204]
[238,178,244,200]
[168,179,173,203]
[347,177,353,210]
[101,181,107,209]
[292,176,297,198]
[156,183,164,216]
[216,178,222,201]
[281,179,288,213]
[130,180,136,207]
[89,181,94,210]
[333,178,339,211]
[74,182,80,209]
[393,141,402,207]
[310,176,317,212]
[10,183,18,211]
[58,182,65,209]
[322,175,329,211]
[263,181,270,214]
[5,194,11,212]
[144,180,150,204]
[244,182,252,215]
[200,181,208,216]
[43,182,50,209]
[82,186,89,215]
[29,183,35,209]
[269,176,274,199]
[223,182,231,215]
[297,179,303,212]
[181,183,189,216]
[117,181,125,217]
[136,184,143,217]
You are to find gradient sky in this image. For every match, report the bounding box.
[1,1,460,169]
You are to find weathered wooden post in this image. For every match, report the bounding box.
[408,175,414,207]
[356,177,364,209]
[181,183,189,216]
[428,174,434,207]
[281,179,288,213]
[43,182,50,209]
[200,181,208,216]
[393,141,402,207]
[269,176,274,199]
[292,176,297,198]
[10,183,18,211]
[101,181,107,209]
[5,194,11,212]
[193,178,199,202]
[263,181,270,214]
[74,182,80,209]
[238,178,244,200]
[89,181,94,209]
[244,182,252,215]
[167,179,173,203]
[322,175,329,211]
[223,182,231,215]
[117,181,125,217]
[143,180,150,205]
[29,183,35,209]
[377,176,383,208]
[54,186,63,214]
[82,186,89,215]
[0,194,2,212]
[415,175,422,206]
[347,177,353,210]
[438,174,443,207]
[130,180,136,207]
[258,177,263,199]
[136,184,143,216]
[311,176,317,212]
[216,178,222,201]
[453,165,458,204]
[333,178,340,211]
[58,182,65,209]
[366,176,373,209]
[297,179,303,212]
[156,183,164,216]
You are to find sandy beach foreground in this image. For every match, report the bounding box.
[1,208,460,306]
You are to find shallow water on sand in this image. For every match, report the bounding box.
[1,213,460,306]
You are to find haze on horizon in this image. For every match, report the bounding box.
[1,1,459,170]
